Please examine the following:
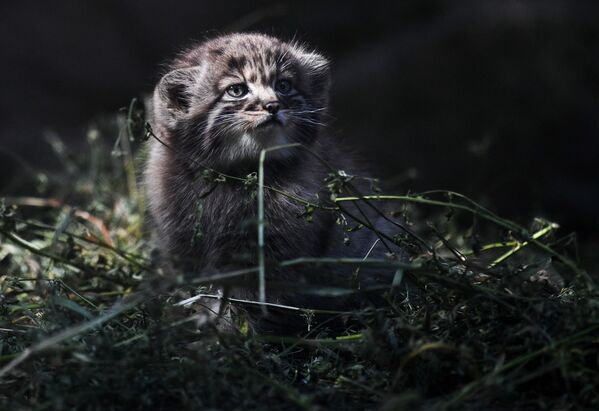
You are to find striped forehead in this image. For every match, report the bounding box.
[223,47,282,85]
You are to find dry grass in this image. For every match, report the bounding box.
[0,103,598,410]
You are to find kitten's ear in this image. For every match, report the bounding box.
[297,51,331,103]
[153,66,201,129]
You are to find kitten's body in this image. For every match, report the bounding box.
[145,33,401,331]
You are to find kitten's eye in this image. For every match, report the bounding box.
[226,83,249,98]
[275,79,293,94]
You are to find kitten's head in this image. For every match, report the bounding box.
[153,33,331,166]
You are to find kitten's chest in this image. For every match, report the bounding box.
[198,183,323,264]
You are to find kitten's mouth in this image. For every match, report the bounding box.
[255,115,283,129]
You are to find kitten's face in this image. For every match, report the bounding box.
[154,34,330,166]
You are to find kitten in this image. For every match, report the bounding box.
[144,33,403,332]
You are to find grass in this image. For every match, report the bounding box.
[0,102,598,410]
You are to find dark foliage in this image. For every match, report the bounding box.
[0,110,598,411]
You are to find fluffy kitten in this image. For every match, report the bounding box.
[145,33,402,331]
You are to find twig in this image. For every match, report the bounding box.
[4,196,113,246]
[335,194,595,289]
[489,222,559,268]
[280,257,417,269]
[176,292,351,315]
[12,217,150,268]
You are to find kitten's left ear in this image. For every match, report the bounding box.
[298,51,331,92]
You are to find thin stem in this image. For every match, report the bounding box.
[176,292,354,315]
[279,257,417,269]
[257,143,303,313]
[335,194,594,288]
[489,222,559,267]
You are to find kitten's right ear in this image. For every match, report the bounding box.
[153,66,201,129]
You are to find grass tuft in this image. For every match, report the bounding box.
[0,104,598,410]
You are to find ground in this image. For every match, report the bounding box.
[0,107,598,411]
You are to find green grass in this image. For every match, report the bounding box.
[0,103,598,410]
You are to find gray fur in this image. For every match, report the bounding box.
[145,33,402,331]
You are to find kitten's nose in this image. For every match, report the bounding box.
[263,101,280,114]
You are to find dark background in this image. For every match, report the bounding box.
[1,0,598,240]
